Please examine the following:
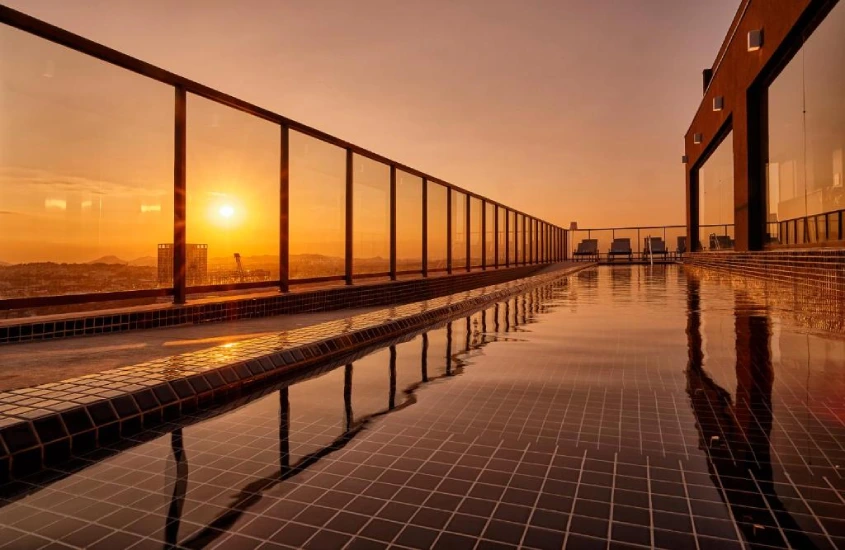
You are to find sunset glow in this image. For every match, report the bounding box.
[218,204,234,218]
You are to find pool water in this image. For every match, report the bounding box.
[1,265,844,550]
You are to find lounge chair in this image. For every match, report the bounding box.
[709,234,734,250]
[573,239,599,261]
[608,238,633,262]
[643,237,669,260]
[676,236,687,255]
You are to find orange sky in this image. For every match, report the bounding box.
[1,0,740,263]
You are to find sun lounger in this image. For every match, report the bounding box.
[573,239,599,261]
[608,238,633,262]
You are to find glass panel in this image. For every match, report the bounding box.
[508,211,516,264]
[187,95,279,288]
[485,202,495,268]
[451,190,466,269]
[768,51,805,233]
[804,4,845,225]
[518,214,526,263]
[352,154,389,275]
[829,212,841,241]
[426,183,448,270]
[698,130,734,251]
[0,25,174,299]
[768,2,845,245]
[289,131,345,278]
[497,207,506,267]
[470,197,483,267]
[529,217,535,263]
[396,170,422,272]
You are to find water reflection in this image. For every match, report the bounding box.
[154,290,548,547]
[685,278,819,549]
[164,429,188,550]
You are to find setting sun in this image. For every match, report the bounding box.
[219,204,234,218]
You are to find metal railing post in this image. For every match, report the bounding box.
[280,125,290,292]
[465,196,471,272]
[422,178,428,277]
[481,200,487,270]
[389,165,397,280]
[446,188,452,274]
[493,205,499,268]
[345,149,353,285]
[173,86,187,304]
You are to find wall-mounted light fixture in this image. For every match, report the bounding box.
[748,29,763,51]
[693,133,703,144]
[713,96,724,111]
[682,155,689,164]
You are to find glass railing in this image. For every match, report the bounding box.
[570,224,735,261]
[766,209,844,246]
[0,6,566,312]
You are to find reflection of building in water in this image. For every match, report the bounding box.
[157,243,208,286]
[685,279,818,549]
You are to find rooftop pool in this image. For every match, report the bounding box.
[1,264,843,550]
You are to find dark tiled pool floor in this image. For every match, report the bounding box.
[1,265,844,549]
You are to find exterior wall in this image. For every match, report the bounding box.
[684,249,844,293]
[685,0,835,251]
[683,250,844,332]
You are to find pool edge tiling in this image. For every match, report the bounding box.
[0,264,592,482]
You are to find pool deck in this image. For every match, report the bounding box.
[0,264,590,481]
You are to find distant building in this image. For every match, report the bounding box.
[157,244,208,286]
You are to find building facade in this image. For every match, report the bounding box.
[686,0,844,252]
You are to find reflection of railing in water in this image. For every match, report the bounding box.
[684,278,822,549]
[166,285,560,548]
[0,278,568,549]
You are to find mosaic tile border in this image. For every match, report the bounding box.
[684,250,845,333]
[0,264,590,482]
[684,249,845,295]
[0,265,553,345]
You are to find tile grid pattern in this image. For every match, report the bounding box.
[0,268,843,550]
[0,265,589,482]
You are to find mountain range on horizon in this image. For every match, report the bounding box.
[0,252,354,267]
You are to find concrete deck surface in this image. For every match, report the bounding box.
[0,308,378,391]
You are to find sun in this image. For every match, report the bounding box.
[219,204,235,218]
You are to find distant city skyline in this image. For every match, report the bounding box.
[1,0,740,233]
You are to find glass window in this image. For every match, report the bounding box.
[289,131,345,278]
[426,182,448,270]
[451,190,467,270]
[768,2,844,245]
[352,154,389,275]
[0,25,173,299]
[187,95,279,288]
[698,130,734,250]
[396,170,422,272]
[470,197,483,267]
